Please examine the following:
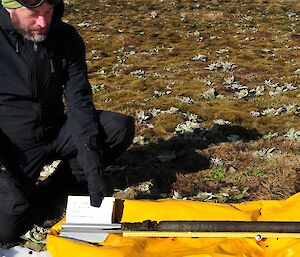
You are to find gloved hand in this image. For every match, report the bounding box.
[86,168,110,207]
[77,142,111,207]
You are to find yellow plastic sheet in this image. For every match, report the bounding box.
[47,193,300,257]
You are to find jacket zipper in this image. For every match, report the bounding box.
[25,41,41,140]
[33,41,38,52]
[15,41,19,53]
[25,41,37,98]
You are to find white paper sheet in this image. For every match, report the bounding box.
[65,196,115,224]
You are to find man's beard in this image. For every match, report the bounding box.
[11,12,50,42]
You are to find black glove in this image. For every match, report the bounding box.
[77,142,111,207]
[86,168,110,207]
[0,163,30,215]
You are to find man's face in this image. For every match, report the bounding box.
[9,2,54,42]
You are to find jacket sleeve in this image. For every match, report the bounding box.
[63,25,101,153]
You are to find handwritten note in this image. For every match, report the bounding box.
[65,196,115,224]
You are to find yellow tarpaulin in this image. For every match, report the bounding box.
[47,193,300,257]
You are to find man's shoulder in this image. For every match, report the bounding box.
[54,21,79,37]
[50,21,85,56]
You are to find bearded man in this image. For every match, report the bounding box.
[0,0,135,242]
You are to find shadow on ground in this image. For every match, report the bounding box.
[110,124,261,194]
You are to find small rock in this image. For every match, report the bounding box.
[228,166,237,173]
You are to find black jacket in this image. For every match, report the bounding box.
[0,3,100,151]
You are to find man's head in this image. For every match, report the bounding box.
[2,0,62,42]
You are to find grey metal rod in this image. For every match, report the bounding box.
[121,220,300,233]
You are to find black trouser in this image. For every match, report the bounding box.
[0,110,135,242]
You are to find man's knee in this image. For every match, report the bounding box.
[112,115,135,157]
[98,111,135,163]
[116,114,135,144]
[104,112,135,146]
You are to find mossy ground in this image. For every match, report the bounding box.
[64,0,300,202]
